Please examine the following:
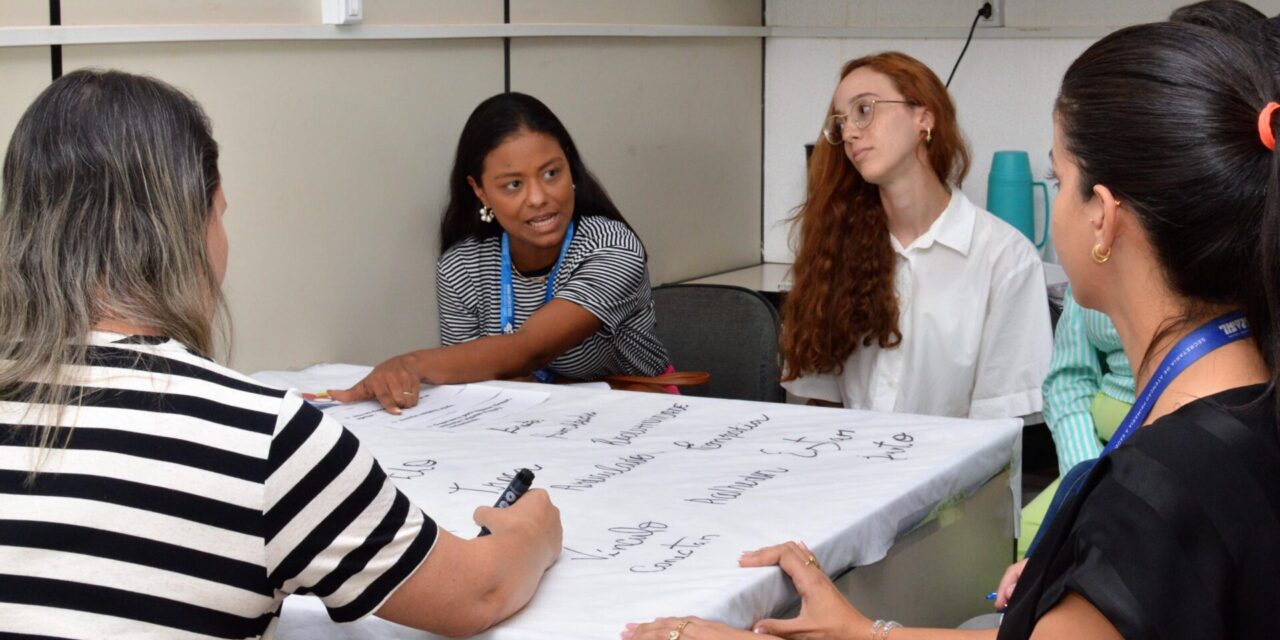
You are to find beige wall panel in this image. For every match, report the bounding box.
[64,40,503,372]
[511,37,762,285]
[511,0,761,25]
[768,0,1280,28]
[0,0,46,25]
[61,0,501,25]
[0,47,48,157]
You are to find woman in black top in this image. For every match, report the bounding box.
[622,18,1280,640]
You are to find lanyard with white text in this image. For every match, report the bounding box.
[500,219,576,383]
[1028,309,1255,558]
[1099,310,1250,457]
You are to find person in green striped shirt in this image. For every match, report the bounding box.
[1018,285,1134,557]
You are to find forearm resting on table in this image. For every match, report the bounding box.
[416,300,601,384]
[376,529,550,637]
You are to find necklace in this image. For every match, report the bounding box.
[511,264,548,284]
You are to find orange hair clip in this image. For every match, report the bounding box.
[1259,102,1279,151]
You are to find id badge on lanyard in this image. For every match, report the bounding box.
[1099,310,1250,457]
[500,219,576,383]
[1024,310,1251,558]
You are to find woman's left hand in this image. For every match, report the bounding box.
[621,616,778,640]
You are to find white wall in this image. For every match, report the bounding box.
[1,1,763,373]
[512,37,763,284]
[63,39,504,372]
[0,3,49,157]
[762,0,1280,263]
[768,0,1280,28]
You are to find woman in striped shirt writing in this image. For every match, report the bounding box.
[0,69,561,639]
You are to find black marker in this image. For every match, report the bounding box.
[477,468,535,537]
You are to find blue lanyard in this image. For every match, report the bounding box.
[1026,310,1253,559]
[499,218,575,383]
[1100,309,1250,456]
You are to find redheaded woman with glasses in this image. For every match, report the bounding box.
[780,52,1052,420]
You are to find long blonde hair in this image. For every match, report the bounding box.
[0,69,225,459]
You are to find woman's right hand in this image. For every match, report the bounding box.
[329,352,429,414]
[742,541,871,640]
[474,489,563,567]
[376,489,562,635]
[994,559,1027,611]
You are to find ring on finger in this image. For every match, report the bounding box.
[668,619,691,640]
[804,553,820,569]
[401,391,414,396]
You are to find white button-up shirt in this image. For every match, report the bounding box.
[783,191,1052,420]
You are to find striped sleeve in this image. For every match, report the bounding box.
[555,242,647,333]
[437,257,482,347]
[1042,289,1105,476]
[263,393,437,622]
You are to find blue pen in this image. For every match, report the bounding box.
[985,591,1009,613]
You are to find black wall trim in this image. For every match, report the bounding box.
[759,0,767,261]
[49,0,62,80]
[503,0,511,92]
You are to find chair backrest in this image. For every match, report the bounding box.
[651,284,784,403]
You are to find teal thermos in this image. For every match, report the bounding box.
[987,150,1051,249]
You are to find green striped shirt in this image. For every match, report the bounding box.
[1041,287,1135,476]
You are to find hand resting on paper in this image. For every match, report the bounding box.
[621,616,778,640]
[623,547,1042,640]
[622,541,869,640]
[329,298,601,413]
[329,353,426,415]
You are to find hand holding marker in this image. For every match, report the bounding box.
[478,468,536,536]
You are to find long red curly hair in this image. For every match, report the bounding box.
[781,52,970,380]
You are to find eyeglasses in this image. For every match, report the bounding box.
[822,98,919,145]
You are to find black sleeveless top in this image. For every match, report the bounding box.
[999,385,1280,639]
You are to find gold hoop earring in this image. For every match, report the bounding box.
[1092,244,1111,264]
[478,205,495,223]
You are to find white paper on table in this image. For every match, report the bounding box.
[253,365,1020,640]
[252,365,550,432]
[321,384,550,431]
[253,364,373,395]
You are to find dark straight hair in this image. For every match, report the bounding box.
[1055,21,1280,414]
[438,92,635,254]
[1169,0,1265,33]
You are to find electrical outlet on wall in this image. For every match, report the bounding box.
[978,0,1004,28]
[322,0,362,25]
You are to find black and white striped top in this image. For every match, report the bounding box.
[0,332,437,638]
[437,214,669,380]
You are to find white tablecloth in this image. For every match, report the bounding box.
[252,365,1021,639]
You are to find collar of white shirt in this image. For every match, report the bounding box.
[891,190,975,257]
